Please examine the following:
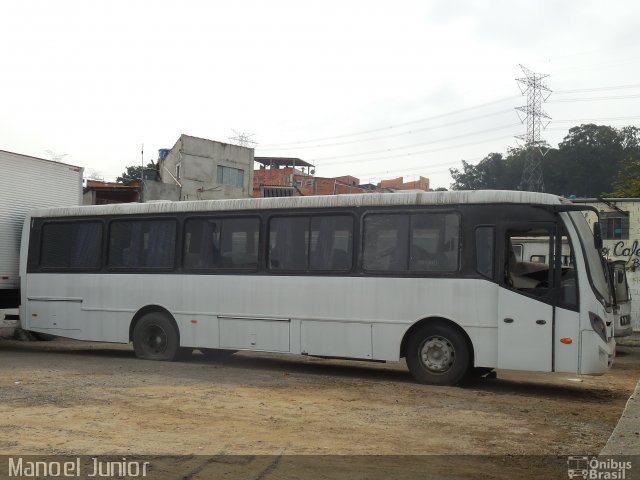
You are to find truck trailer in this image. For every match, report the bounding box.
[0,149,83,309]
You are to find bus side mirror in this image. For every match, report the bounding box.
[594,222,603,250]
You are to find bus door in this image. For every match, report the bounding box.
[497,223,556,372]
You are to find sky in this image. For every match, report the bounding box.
[1,0,639,189]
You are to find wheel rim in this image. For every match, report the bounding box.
[419,336,455,373]
[142,324,168,355]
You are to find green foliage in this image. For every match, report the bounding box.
[117,162,158,183]
[610,157,640,197]
[449,124,640,197]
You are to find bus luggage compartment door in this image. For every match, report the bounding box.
[218,317,291,352]
[300,321,373,359]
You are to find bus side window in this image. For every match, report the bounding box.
[220,217,259,269]
[109,219,176,269]
[269,217,309,271]
[309,216,353,271]
[475,226,494,279]
[559,232,578,307]
[363,214,409,272]
[183,218,221,269]
[504,229,553,297]
[410,213,460,272]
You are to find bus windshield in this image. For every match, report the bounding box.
[569,211,611,307]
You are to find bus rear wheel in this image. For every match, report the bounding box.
[132,312,182,361]
[405,323,470,386]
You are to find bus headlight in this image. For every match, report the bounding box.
[589,312,607,342]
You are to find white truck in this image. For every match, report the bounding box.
[0,150,83,323]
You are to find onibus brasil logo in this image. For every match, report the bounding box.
[567,456,632,479]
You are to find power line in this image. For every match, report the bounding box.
[316,132,517,169]
[354,158,481,180]
[258,82,640,151]
[259,95,520,148]
[550,93,640,103]
[552,115,640,124]
[310,123,521,163]
[257,109,513,151]
[554,83,640,94]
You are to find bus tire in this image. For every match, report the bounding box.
[200,348,237,359]
[132,312,182,361]
[405,323,470,386]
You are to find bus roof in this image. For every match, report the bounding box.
[29,190,567,218]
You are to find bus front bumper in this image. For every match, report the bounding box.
[579,331,615,375]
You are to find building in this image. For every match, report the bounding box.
[380,176,430,191]
[573,197,640,339]
[253,157,392,197]
[156,134,254,201]
[83,180,141,205]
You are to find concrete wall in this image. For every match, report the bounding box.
[83,190,96,205]
[142,180,180,202]
[159,135,253,200]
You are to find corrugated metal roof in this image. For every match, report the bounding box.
[28,190,566,218]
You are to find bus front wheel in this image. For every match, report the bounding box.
[132,312,182,361]
[405,323,470,386]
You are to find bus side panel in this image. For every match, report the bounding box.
[554,307,580,374]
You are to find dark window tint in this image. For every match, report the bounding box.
[108,219,176,269]
[410,213,460,272]
[363,214,409,271]
[183,218,221,268]
[268,215,353,271]
[220,218,259,268]
[41,222,102,269]
[309,216,353,271]
[475,226,494,279]
[269,217,309,270]
[184,217,259,269]
[363,212,460,273]
[559,233,578,307]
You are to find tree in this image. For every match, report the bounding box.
[556,124,623,197]
[450,152,522,190]
[117,162,158,183]
[449,123,639,197]
[610,157,640,197]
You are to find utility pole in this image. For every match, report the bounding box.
[515,64,552,192]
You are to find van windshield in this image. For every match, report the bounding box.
[569,212,611,307]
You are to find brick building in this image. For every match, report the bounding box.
[379,176,430,191]
[253,157,385,197]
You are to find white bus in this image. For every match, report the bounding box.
[19,191,615,385]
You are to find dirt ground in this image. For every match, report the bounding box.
[0,337,638,460]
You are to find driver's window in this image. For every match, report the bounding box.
[559,231,578,307]
[504,229,553,297]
